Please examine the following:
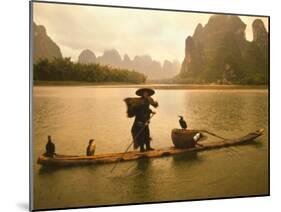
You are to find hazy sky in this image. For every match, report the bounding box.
[33,2,268,63]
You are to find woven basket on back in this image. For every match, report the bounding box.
[124,97,145,117]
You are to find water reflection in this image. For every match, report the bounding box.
[172,151,199,163]
[33,87,268,209]
[39,166,61,175]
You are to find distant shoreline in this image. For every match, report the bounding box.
[33,80,137,86]
[33,81,268,90]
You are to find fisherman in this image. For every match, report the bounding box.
[86,139,96,156]
[125,88,158,152]
[45,135,55,157]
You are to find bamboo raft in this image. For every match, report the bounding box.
[37,129,264,167]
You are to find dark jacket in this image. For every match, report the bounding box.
[131,97,158,149]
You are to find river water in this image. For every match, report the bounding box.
[32,86,268,210]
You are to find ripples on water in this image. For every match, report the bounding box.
[33,86,268,210]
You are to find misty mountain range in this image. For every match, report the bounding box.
[179,15,268,84]
[78,49,180,79]
[33,22,180,80]
[33,22,62,62]
[33,14,268,84]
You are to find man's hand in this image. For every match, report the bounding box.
[147,96,158,108]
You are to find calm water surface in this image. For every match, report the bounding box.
[32,86,268,210]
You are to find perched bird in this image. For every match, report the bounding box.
[178,115,187,130]
[45,135,55,157]
[86,139,96,156]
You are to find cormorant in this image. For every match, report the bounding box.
[178,115,187,130]
[87,139,96,156]
[45,135,55,157]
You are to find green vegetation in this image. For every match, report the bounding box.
[33,58,147,84]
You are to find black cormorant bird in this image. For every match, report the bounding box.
[87,139,96,156]
[45,135,55,157]
[178,115,187,130]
